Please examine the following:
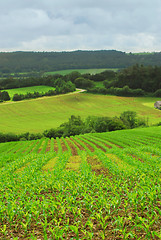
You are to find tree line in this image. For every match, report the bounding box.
[87,65,161,97]
[0,77,75,102]
[1,64,161,101]
[0,111,149,143]
[0,50,161,74]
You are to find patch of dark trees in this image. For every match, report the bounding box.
[87,64,161,97]
[0,77,75,101]
[0,111,150,143]
[1,64,161,101]
[12,83,75,101]
[1,50,161,74]
[0,91,10,102]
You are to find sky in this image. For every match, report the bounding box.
[0,0,161,52]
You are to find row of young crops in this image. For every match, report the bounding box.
[0,126,161,239]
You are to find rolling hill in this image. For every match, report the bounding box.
[0,92,161,134]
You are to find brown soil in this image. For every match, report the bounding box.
[53,140,58,153]
[45,140,51,152]
[76,138,95,152]
[81,137,107,152]
[65,139,78,156]
[60,139,68,152]
[29,141,40,153]
[87,155,110,176]
[1,187,160,240]
[71,138,85,151]
[129,154,144,163]
[22,142,35,153]
[90,137,113,149]
[38,148,42,153]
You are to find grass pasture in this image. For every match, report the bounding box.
[0,126,161,239]
[0,93,161,133]
[44,68,119,76]
[3,85,55,98]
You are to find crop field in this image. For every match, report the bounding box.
[0,93,161,134]
[0,126,161,239]
[2,86,55,99]
[44,68,119,76]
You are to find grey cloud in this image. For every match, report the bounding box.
[0,0,161,52]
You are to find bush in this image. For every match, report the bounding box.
[0,132,18,142]
[74,77,95,89]
[119,111,146,129]
[28,133,43,140]
[153,89,161,97]
[43,128,57,138]
[106,86,145,97]
[0,91,10,101]
[13,93,24,101]
[108,118,126,131]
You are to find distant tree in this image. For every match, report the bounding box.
[90,70,116,82]
[74,77,95,89]
[120,111,137,128]
[153,89,161,97]
[60,81,75,93]
[12,93,24,101]
[108,117,126,131]
[0,91,10,101]
[43,128,57,138]
[65,71,81,83]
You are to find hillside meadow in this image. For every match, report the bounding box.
[44,68,119,76]
[2,85,55,98]
[0,93,161,134]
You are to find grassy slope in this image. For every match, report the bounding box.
[44,68,119,76]
[0,93,161,133]
[3,85,55,98]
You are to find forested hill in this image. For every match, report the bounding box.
[0,50,161,73]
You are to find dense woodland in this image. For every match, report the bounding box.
[0,50,161,73]
[1,64,161,101]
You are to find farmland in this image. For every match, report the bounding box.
[0,126,161,239]
[44,68,119,76]
[0,93,161,133]
[2,86,56,99]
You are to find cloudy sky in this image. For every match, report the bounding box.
[0,0,161,52]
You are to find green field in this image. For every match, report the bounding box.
[44,68,119,76]
[0,93,161,134]
[3,85,55,98]
[0,126,161,239]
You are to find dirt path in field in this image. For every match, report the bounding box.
[1,88,86,105]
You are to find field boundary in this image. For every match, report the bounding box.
[1,88,86,105]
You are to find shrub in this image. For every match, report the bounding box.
[108,117,126,131]
[13,93,24,101]
[74,77,95,89]
[153,89,161,97]
[0,91,10,101]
